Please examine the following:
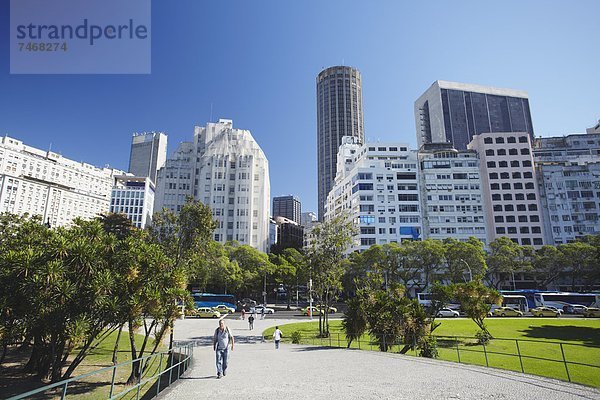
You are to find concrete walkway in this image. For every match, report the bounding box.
[162,317,600,400]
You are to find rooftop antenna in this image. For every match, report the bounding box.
[342,58,345,66]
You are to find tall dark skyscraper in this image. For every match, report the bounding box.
[272,195,301,224]
[317,66,364,221]
[128,132,167,184]
[415,81,534,150]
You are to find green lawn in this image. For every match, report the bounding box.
[1,330,177,400]
[263,318,600,387]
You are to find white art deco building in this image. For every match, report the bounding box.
[418,143,487,243]
[533,130,600,244]
[0,135,123,227]
[155,119,270,252]
[324,136,421,252]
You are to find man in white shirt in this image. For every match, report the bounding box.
[273,326,283,349]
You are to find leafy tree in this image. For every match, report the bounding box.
[452,281,501,338]
[404,239,445,291]
[426,282,454,333]
[532,245,563,289]
[485,237,532,289]
[269,248,304,310]
[557,241,597,291]
[97,212,134,240]
[305,214,355,337]
[444,237,487,283]
[225,242,274,300]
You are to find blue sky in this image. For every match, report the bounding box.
[1,1,599,213]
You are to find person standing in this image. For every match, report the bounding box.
[213,319,234,378]
[248,314,255,330]
[241,308,246,320]
[273,326,283,349]
[261,306,265,320]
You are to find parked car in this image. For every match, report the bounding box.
[251,305,275,314]
[563,304,588,314]
[545,306,563,315]
[583,307,600,318]
[213,304,235,314]
[436,308,459,318]
[197,307,221,318]
[531,307,560,317]
[493,307,523,317]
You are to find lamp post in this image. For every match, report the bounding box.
[460,259,472,282]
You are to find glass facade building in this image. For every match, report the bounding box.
[415,81,534,150]
[317,66,364,221]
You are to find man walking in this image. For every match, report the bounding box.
[213,319,234,378]
[273,326,283,349]
[248,314,255,330]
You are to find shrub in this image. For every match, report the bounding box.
[418,336,439,358]
[475,329,492,345]
[291,331,302,344]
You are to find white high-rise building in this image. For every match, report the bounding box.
[468,132,545,247]
[110,175,155,229]
[324,136,421,252]
[533,131,600,244]
[0,136,124,227]
[155,119,271,252]
[418,143,487,244]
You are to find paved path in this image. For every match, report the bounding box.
[162,318,600,400]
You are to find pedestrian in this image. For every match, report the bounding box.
[241,308,245,320]
[273,326,283,349]
[212,319,234,379]
[248,314,254,330]
[261,306,265,320]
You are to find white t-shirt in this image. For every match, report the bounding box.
[273,329,282,341]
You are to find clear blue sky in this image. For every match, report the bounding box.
[1,1,599,213]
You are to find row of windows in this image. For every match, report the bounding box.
[485,148,530,156]
[487,160,532,168]
[483,135,529,144]
[489,171,533,179]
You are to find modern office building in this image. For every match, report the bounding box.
[109,175,155,229]
[0,135,123,227]
[128,132,167,184]
[418,143,487,243]
[317,66,364,221]
[415,81,535,150]
[533,131,600,244]
[468,132,545,247]
[272,195,301,224]
[273,216,304,250]
[324,136,421,252]
[154,119,271,252]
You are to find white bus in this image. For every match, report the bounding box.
[533,292,600,311]
[417,292,461,310]
[499,295,528,312]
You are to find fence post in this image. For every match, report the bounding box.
[109,364,117,399]
[560,343,571,382]
[156,352,164,397]
[61,382,68,399]
[135,366,142,400]
[338,333,340,348]
[168,350,174,385]
[483,341,489,367]
[177,349,182,379]
[515,339,524,373]
[455,337,461,364]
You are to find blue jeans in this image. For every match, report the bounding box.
[215,347,229,375]
[275,340,280,349]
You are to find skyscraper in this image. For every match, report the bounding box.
[272,195,301,224]
[128,132,167,184]
[155,119,271,252]
[415,81,534,150]
[317,66,364,220]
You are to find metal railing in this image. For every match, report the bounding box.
[8,344,194,400]
[275,332,600,387]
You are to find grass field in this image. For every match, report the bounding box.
[0,330,181,399]
[263,318,600,387]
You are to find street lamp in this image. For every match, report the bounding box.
[460,259,472,282]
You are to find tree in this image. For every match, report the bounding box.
[557,242,597,291]
[444,237,487,283]
[452,281,501,338]
[532,245,564,289]
[269,248,305,310]
[305,214,355,337]
[404,239,445,291]
[485,237,532,289]
[426,282,454,333]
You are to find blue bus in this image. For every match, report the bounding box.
[192,293,237,311]
[499,290,555,309]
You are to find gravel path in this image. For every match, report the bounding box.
[161,317,600,400]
